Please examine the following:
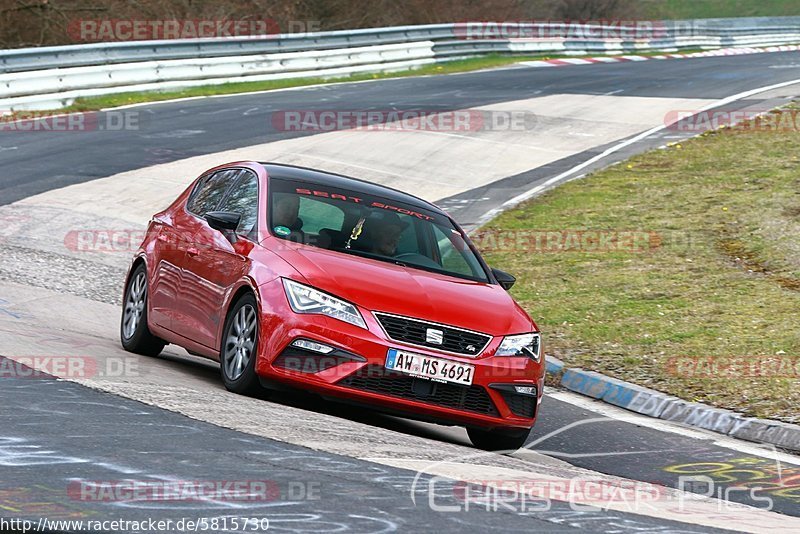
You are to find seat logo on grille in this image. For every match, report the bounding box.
[425,328,444,345]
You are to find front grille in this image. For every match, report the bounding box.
[338,365,498,416]
[374,312,492,356]
[498,390,537,418]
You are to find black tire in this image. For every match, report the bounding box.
[120,264,166,357]
[220,293,263,396]
[467,427,530,451]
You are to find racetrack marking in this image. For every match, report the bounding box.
[373,128,570,153]
[13,92,713,223]
[546,389,800,467]
[0,436,89,467]
[77,45,796,115]
[103,75,433,112]
[517,46,800,71]
[2,60,800,531]
[0,438,140,475]
[367,459,796,533]
[0,280,796,532]
[288,152,457,189]
[476,77,800,226]
[0,280,583,476]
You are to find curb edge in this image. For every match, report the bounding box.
[545,356,800,452]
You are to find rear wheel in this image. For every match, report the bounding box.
[120,264,166,356]
[467,427,530,451]
[220,294,262,396]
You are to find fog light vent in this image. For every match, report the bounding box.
[291,339,334,354]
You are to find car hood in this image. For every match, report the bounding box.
[275,243,534,335]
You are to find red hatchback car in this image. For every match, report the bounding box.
[121,162,544,450]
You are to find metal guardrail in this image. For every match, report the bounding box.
[2,17,800,111]
[0,25,456,74]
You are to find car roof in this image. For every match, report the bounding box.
[258,162,447,217]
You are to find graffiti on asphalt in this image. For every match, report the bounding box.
[664,457,800,503]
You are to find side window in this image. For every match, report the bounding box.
[432,225,476,277]
[394,215,420,255]
[186,169,238,216]
[218,170,259,235]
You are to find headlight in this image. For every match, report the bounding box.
[496,333,541,361]
[282,278,367,329]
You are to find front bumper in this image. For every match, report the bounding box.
[254,279,545,431]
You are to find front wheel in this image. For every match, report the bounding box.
[220,293,262,396]
[467,427,530,451]
[120,264,166,357]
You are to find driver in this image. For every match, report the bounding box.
[272,193,304,242]
[365,212,408,256]
[273,194,300,229]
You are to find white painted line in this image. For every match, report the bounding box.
[546,388,800,466]
[102,77,388,111]
[477,77,800,226]
[294,153,457,187]
[518,61,557,68]
[89,44,800,114]
[557,58,594,65]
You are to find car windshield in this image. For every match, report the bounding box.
[269,177,490,283]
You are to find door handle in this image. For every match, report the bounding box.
[187,247,199,256]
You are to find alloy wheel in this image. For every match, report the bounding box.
[223,304,257,380]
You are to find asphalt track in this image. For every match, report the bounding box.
[3,52,800,205]
[1,358,737,534]
[2,52,800,533]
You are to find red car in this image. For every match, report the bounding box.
[120,162,544,450]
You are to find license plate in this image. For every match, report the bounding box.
[385,348,475,386]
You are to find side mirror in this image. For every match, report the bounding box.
[492,268,516,291]
[205,211,241,233]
